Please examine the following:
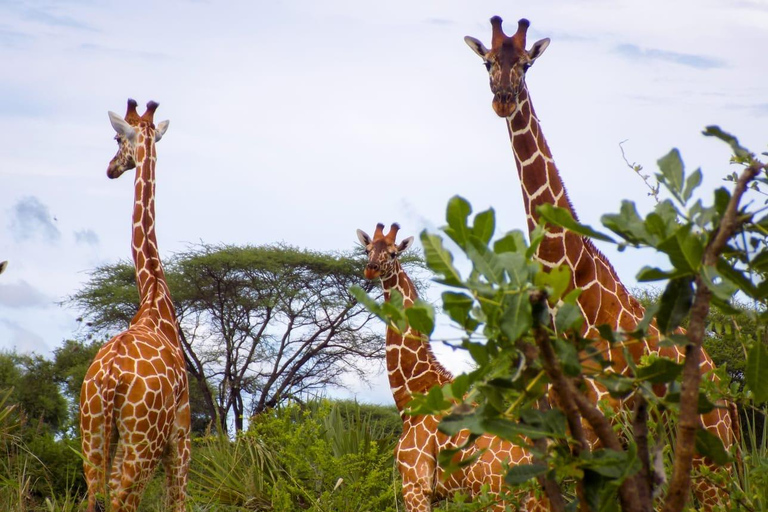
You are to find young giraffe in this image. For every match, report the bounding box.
[464,16,735,508]
[80,99,190,512]
[358,223,544,512]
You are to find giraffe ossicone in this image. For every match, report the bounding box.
[465,16,737,510]
[80,99,190,512]
[358,222,545,512]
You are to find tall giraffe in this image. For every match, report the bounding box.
[357,223,543,512]
[464,16,735,508]
[80,99,190,512]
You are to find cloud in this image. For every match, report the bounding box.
[615,44,725,70]
[23,8,96,31]
[79,43,170,61]
[9,196,61,243]
[0,318,48,354]
[424,18,454,26]
[74,229,99,246]
[0,26,33,48]
[0,280,51,308]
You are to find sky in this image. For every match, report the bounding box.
[1,0,767,406]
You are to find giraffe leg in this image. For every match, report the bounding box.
[110,441,162,512]
[162,430,191,512]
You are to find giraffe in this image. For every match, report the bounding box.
[80,99,190,512]
[464,16,736,508]
[357,223,544,512]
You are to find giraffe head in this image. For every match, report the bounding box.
[356,223,414,280]
[464,16,550,118]
[107,99,170,179]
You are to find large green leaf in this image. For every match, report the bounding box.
[635,357,684,384]
[746,342,768,403]
[534,265,571,303]
[405,300,435,336]
[442,291,478,331]
[655,277,694,334]
[700,266,738,302]
[466,236,504,284]
[472,208,496,245]
[537,204,616,242]
[444,196,472,248]
[656,148,685,200]
[420,232,463,287]
[682,168,703,202]
[494,230,527,255]
[657,224,703,274]
[504,463,548,485]
[695,427,731,465]
[601,201,654,246]
[500,292,532,343]
[703,126,752,160]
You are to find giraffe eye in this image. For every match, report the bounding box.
[390,251,397,258]
[484,61,491,71]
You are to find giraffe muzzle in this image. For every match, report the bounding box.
[364,264,380,280]
[492,92,517,118]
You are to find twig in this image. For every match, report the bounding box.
[620,140,659,203]
[661,160,765,512]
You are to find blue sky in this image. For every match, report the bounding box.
[1,0,767,405]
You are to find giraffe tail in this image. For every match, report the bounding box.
[727,400,743,479]
[99,347,120,501]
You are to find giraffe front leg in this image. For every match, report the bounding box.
[397,438,437,511]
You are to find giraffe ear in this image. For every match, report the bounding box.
[108,111,137,141]
[397,236,414,254]
[464,36,489,59]
[155,120,170,142]
[528,38,550,63]
[356,229,371,246]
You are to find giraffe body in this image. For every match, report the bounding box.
[80,100,190,512]
[465,16,735,509]
[359,223,543,512]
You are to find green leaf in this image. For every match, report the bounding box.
[472,208,496,245]
[700,266,738,302]
[349,285,383,319]
[500,293,532,343]
[504,463,548,485]
[537,204,616,242]
[520,409,567,439]
[601,201,654,246]
[682,168,702,202]
[657,224,703,274]
[746,342,768,403]
[581,449,639,479]
[494,230,527,254]
[657,148,685,199]
[636,266,690,282]
[444,196,472,248]
[555,302,584,333]
[655,277,694,334]
[405,300,435,336]
[439,411,485,436]
[420,232,462,287]
[535,265,571,303]
[695,427,731,465]
[595,374,636,398]
[635,358,684,384]
[703,126,752,160]
[442,291,478,332]
[553,338,581,377]
[466,236,503,284]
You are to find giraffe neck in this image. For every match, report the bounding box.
[506,85,580,236]
[381,261,452,413]
[130,129,178,341]
[506,85,648,335]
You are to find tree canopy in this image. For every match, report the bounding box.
[67,243,422,432]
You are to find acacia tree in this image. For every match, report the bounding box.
[356,128,767,511]
[68,243,417,433]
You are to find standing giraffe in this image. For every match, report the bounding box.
[464,16,735,508]
[80,99,190,512]
[357,223,544,512]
